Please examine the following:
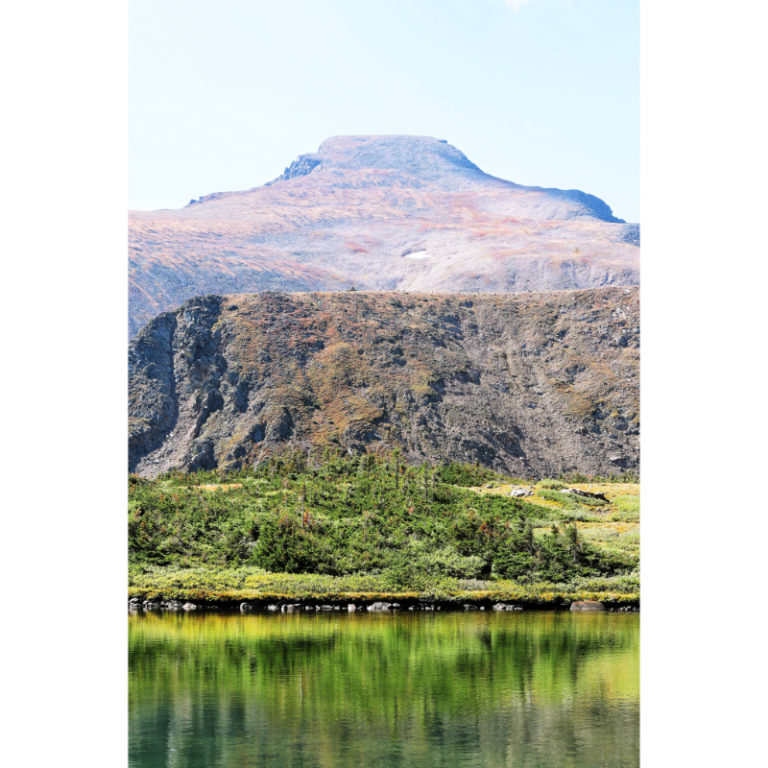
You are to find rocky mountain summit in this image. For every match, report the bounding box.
[129,287,639,478]
[129,135,639,336]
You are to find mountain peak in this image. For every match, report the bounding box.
[270,134,482,184]
[317,135,481,174]
[267,134,622,223]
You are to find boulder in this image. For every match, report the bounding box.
[182,602,197,611]
[367,602,392,612]
[570,600,605,612]
[509,487,533,497]
[239,602,253,612]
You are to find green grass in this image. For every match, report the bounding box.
[609,494,641,522]
[128,564,638,605]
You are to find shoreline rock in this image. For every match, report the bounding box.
[130,597,638,613]
[570,600,605,612]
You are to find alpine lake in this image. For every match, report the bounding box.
[129,609,638,767]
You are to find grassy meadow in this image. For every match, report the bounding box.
[129,452,638,606]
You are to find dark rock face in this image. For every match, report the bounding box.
[267,154,322,184]
[128,312,178,469]
[129,288,639,478]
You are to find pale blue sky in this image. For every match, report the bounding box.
[129,0,638,221]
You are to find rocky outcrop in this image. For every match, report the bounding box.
[129,287,639,478]
[128,135,638,336]
[267,153,322,184]
[570,601,605,612]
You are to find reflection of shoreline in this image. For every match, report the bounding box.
[129,617,640,709]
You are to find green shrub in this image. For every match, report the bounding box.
[539,489,607,509]
[537,479,566,490]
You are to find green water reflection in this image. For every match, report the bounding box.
[129,611,638,768]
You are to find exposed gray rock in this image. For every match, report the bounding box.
[570,601,605,612]
[367,602,392,612]
[267,153,322,184]
[492,603,522,611]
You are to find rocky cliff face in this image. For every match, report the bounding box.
[129,287,639,478]
[129,135,638,336]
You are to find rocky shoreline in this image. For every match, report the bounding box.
[129,597,639,614]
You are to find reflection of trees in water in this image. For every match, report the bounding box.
[129,613,639,768]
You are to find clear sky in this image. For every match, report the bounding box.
[129,0,638,221]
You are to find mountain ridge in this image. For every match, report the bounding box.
[129,135,638,337]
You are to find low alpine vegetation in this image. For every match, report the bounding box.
[129,451,638,598]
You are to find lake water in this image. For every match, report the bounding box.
[129,611,638,768]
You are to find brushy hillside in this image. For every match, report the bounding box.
[128,452,639,603]
[129,287,639,478]
[128,135,638,335]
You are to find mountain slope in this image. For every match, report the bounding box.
[129,136,639,336]
[129,287,639,478]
